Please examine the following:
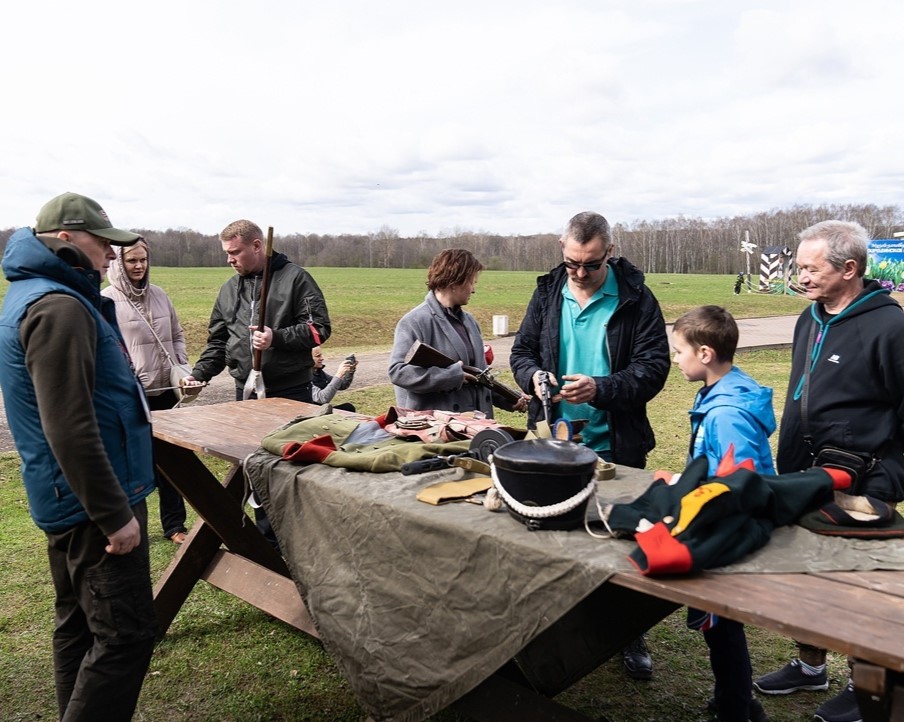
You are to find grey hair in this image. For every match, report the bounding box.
[798,220,868,277]
[561,211,612,247]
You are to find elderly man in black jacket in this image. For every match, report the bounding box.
[753,220,904,722]
[510,210,670,679]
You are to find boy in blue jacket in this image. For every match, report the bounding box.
[671,305,775,722]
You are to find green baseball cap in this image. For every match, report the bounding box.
[35,192,141,245]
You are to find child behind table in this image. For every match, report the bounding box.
[672,305,776,722]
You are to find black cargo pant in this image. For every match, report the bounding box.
[704,619,753,722]
[47,500,157,722]
[148,389,188,539]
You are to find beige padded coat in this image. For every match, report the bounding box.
[101,240,189,395]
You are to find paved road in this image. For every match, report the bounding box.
[0,315,797,454]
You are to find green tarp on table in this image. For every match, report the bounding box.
[245,450,904,722]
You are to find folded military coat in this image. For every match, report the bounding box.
[604,453,850,575]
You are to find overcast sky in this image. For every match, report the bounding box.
[3,0,901,238]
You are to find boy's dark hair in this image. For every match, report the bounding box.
[672,305,738,363]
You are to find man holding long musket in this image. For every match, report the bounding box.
[184,219,331,402]
[184,219,331,546]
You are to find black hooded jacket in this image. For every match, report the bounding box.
[510,258,670,468]
[192,252,331,393]
[778,279,904,502]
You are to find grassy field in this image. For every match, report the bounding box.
[171,267,812,356]
[0,266,812,357]
[0,268,861,722]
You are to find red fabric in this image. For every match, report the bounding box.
[634,522,693,575]
[822,467,853,490]
[307,322,322,346]
[484,344,494,365]
[714,444,755,477]
[282,434,336,463]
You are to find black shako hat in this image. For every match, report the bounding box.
[491,438,599,531]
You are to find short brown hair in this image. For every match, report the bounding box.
[219,219,263,245]
[426,249,484,291]
[672,305,739,363]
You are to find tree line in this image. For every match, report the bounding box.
[2,203,901,274]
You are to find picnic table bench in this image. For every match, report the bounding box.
[151,398,904,721]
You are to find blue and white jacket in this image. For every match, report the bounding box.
[689,366,776,476]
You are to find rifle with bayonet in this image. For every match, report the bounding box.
[403,340,524,405]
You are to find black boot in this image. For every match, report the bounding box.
[622,635,653,680]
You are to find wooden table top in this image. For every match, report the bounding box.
[152,398,317,462]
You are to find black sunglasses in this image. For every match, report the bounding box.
[563,258,606,272]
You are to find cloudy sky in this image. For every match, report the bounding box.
[3,0,901,237]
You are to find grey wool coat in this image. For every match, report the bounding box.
[388,291,498,417]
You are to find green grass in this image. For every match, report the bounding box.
[175,267,811,355]
[2,271,885,721]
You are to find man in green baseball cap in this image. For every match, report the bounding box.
[35,191,142,245]
[0,192,156,720]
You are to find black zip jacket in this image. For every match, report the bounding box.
[193,253,331,393]
[510,258,670,468]
[778,279,904,502]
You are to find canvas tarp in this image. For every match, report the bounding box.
[244,450,904,722]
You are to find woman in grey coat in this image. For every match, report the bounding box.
[388,249,527,418]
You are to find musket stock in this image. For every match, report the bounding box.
[404,340,523,405]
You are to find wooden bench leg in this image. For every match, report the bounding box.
[153,440,288,575]
[853,662,904,722]
[454,674,596,722]
[152,440,292,636]
[153,518,223,637]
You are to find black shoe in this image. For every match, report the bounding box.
[707,696,770,722]
[753,659,828,695]
[622,635,652,680]
[814,680,862,722]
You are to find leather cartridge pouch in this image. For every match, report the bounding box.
[811,446,873,494]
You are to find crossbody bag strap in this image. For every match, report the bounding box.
[801,317,882,471]
[800,319,818,455]
[127,297,177,367]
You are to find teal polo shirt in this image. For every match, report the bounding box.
[557,267,620,453]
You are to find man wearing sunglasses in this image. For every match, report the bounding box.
[510,210,670,680]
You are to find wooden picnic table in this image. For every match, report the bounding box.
[151,398,904,722]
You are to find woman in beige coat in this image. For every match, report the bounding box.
[102,239,190,544]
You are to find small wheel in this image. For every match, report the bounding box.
[470,428,515,461]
